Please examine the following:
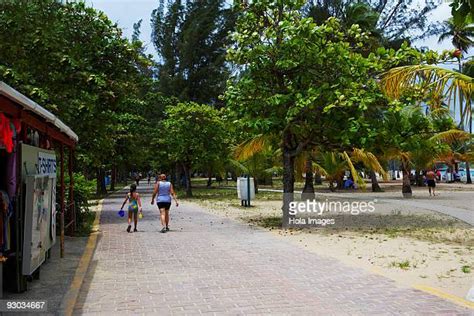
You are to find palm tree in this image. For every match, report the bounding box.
[381,64,474,184]
[438,18,474,54]
[234,134,280,194]
[312,150,386,192]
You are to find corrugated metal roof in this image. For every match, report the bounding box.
[0,81,78,142]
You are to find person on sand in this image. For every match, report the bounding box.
[426,169,437,196]
[120,184,142,233]
[151,174,179,233]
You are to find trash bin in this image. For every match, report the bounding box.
[237,177,255,206]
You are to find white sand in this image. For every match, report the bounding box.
[191,187,474,300]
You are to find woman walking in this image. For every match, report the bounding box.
[151,174,179,233]
[120,183,142,233]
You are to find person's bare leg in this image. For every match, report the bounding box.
[432,187,436,196]
[127,211,132,232]
[134,212,138,231]
[165,210,170,228]
[160,208,167,232]
[428,187,432,196]
[160,209,166,226]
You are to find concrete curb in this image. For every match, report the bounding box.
[413,284,474,310]
[60,199,103,316]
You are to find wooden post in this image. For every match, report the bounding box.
[60,145,65,258]
[68,148,75,233]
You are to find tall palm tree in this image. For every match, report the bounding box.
[382,64,473,183]
[438,18,474,54]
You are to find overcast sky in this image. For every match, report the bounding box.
[84,0,459,58]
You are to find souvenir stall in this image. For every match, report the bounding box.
[0,82,78,294]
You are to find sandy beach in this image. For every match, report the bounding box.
[190,185,474,300]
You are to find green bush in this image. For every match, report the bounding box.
[56,173,96,234]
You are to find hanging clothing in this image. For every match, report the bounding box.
[0,113,13,153]
[6,137,17,198]
[0,190,11,252]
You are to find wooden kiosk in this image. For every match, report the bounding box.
[0,81,78,293]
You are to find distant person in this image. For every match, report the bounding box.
[426,169,436,196]
[435,169,441,181]
[151,174,179,233]
[120,184,142,232]
[344,178,354,189]
[135,173,140,186]
[147,173,151,185]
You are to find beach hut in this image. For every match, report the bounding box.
[0,82,78,293]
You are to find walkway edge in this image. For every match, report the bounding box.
[413,284,474,310]
[60,199,103,316]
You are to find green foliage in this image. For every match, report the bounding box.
[450,0,473,25]
[438,18,474,53]
[304,0,443,44]
[163,102,229,165]
[160,102,230,195]
[65,173,96,214]
[0,0,171,195]
[151,0,235,104]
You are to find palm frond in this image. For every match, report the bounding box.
[226,159,249,174]
[429,129,472,144]
[380,65,473,123]
[312,162,328,177]
[351,148,388,180]
[342,152,366,190]
[264,166,283,175]
[234,134,272,161]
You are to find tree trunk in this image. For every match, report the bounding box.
[96,168,107,195]
[253,177,259,194]
[415,169,424,187]
[282,149,295,227]
[369,170,383,192]
[336,175,344,190]
[111,165,116,191]
[183,163,193,197]
[207,170,212,188]
[466,161,472,184]
[402,163,412,198]
[302,159,315,199]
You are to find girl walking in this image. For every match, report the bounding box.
[151,174,179,233]
[120,184,142,232]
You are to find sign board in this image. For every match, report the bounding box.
[37,152,57,175]
[21,144,57,275]
[22,175,54,275]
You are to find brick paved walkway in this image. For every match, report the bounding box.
[74,184,471,315]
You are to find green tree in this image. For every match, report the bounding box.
[151,0,235,105]
[161,102,229,197]
[450,0,473,25]
[304,0,443,46]
[0,0,152,193]
[225,1,409,222]
[438,18,474,54]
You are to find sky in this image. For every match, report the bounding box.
[84,0,459,58]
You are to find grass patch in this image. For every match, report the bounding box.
[178,187,282,202]
[251,216,282,228]
[244,213,473,246]
[461,265,471,273]
[74,210,96,237]
[391,260,411,270]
